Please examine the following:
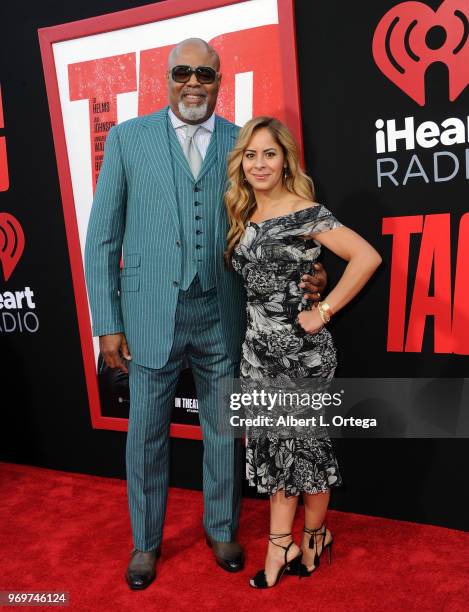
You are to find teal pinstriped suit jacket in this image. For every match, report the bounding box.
[84,106,246,369]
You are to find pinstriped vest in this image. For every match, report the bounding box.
[167,116,218,291]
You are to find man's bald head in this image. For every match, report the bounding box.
[168,38,220,71]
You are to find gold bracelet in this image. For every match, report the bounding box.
[317,301,332,324]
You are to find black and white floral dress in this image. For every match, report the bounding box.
[232,204,343,496]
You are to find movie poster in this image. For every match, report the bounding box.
[39,0,302,435]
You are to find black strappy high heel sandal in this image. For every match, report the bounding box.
[286,523,333,577]
[249,532,302,588]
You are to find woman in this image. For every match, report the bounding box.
[225,117,381,588]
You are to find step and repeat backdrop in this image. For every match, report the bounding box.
[1,0,468,529]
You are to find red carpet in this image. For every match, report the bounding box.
[1,462,468,611]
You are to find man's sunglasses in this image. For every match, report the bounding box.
[170,65,218,84]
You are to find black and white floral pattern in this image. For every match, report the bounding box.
[232,204,343,497]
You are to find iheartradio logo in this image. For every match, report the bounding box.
[373,0,469,105]
[0,212,25,281]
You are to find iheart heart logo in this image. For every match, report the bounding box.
[0,212,25,281]
[372,0,469,106]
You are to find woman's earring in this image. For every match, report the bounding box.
[283,166,288,180]
[243,175,248,183]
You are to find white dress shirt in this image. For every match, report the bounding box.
[168,107,215,159]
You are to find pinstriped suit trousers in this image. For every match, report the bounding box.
[126,275,243,551]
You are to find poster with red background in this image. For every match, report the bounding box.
[38,0,303,436]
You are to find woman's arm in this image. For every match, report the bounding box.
[298,226,382,334]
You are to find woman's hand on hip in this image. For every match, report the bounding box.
[297,307,324,334]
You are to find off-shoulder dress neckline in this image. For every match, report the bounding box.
[247,204,320,227]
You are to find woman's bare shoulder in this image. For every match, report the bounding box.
[291,199,320,213]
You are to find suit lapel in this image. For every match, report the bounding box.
[139,107,180,231]
[214,116,238,243]
[196,129,217,182]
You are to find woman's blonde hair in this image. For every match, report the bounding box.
[224,116,315,266]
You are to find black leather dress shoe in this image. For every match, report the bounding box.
[125,547,161,590]
[205,535,245,572]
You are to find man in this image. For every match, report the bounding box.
[85,38,326,589]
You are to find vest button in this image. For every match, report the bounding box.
[196,244,202,249]
[194,186,201,192]
[173,280,179,286]
[195,215,201,220]
[176,240,181,247]
[196,230,202,235]
[194,201,201,206]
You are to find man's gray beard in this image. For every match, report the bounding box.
[178,99,208,122]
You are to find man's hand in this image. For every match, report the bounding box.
[299,262,327,304]
[99,333,132,374]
